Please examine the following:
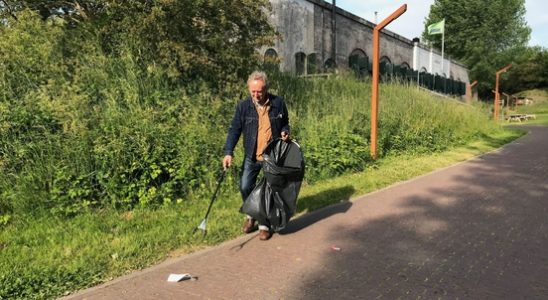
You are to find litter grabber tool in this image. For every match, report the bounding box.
[193,168,227,237]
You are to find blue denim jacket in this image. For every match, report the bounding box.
[223,94,290,159]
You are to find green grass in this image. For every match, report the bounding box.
[503,89,548,126]
[516,89,548,103]
[511,113,548,126]
[0,127,524,299]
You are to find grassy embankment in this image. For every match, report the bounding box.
[505,89,548,125]
[0,74,524,299]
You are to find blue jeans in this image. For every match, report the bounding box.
[239,156,263,202]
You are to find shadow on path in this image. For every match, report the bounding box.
[297,127,548,299]
[281,185,354,234]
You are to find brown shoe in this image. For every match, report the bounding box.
[258,229,272,241]
[241,218,256,234]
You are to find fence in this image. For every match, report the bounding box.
[350,61,466,96]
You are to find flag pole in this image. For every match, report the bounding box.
[441,19,445,77]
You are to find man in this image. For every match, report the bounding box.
[223,71,290,241]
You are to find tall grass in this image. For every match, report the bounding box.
[270,74,499,180]
[0,11,501,221]
[1,65,504,218]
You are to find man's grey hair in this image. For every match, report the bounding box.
[247,71,268,87]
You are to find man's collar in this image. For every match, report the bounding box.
[247,93,279,109]
[254,99,270,108]
[253,94,271,108]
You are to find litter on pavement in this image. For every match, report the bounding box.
[167,274,196,282]
[330,245,341,251]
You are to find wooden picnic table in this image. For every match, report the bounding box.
[506,114,536,122]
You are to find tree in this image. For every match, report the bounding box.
[422,0,531,98]
[504,46,548,93]
[1,0,277,87]
[1,0,97,21]
[98,0,278,86]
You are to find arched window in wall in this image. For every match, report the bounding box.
[295,52,306,75]
[380,56,392,75]
[419,67,428,87]
[307,53,317,75]
[264,48,279,68]
[324,58,336,72]
[395,62,412,81]
[349,49,368,76]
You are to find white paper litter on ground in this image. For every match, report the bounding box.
[167,273,192,282]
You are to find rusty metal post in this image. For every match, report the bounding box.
[371,4,407,160]
[494,64,512,121]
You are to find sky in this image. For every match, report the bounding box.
[335,0,547,48]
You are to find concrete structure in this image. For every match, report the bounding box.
[261,0,469,83]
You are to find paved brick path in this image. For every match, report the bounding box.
[64,126,548,299]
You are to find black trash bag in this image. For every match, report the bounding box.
[240,177,268,225]
[240,139,305,232]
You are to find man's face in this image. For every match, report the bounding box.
[248,79,267,102]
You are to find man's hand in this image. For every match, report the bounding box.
[281,131,290,141]
[223,155,233,170]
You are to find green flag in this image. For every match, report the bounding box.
[428,19,445,35]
